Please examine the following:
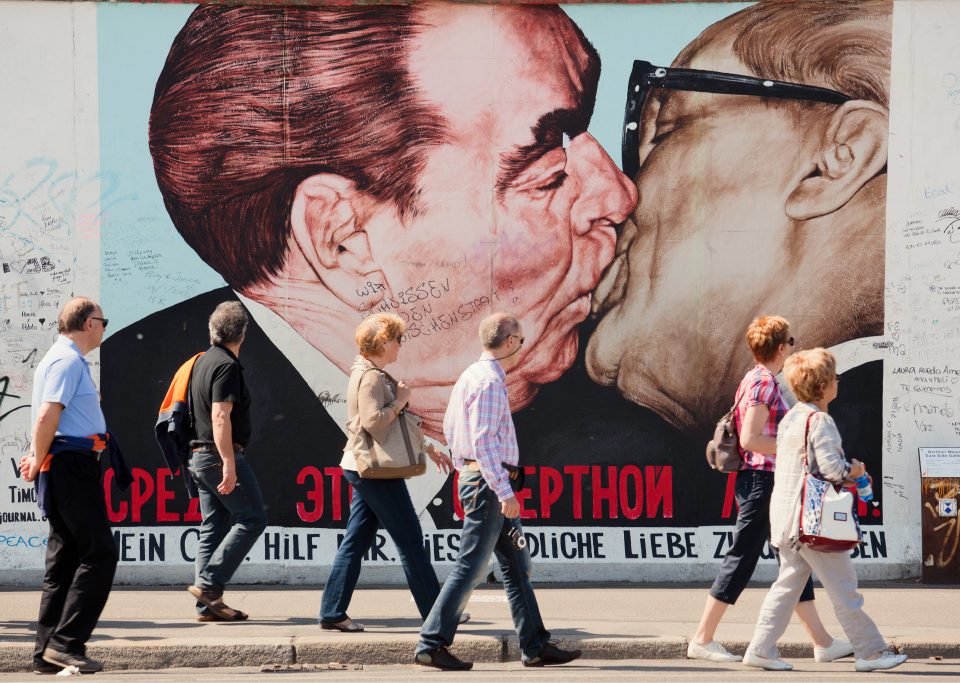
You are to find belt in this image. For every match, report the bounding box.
[463,460,521,479]
[191,443,244,454]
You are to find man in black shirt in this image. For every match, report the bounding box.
[187,302,266,621]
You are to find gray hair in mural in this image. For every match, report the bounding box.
[588,0,892,433]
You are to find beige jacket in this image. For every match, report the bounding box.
[769,403,852,549]
[340,356,401,471]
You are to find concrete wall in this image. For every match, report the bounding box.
[0,0,953,584]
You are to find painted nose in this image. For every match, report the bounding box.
[568,133,639,236]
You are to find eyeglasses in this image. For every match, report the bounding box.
[511,335,525,346]
[787,337,795,347]
[90,316,109,329]
[622,60,852,179]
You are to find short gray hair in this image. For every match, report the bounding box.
[208,301,249,346]
[479,312,520,350]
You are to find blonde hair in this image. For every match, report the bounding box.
[784,348,837,403]
[746,315,791,363]
[354,313,405,357]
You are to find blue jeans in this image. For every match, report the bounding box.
[188,451,267,610]
[417,470,550,659]
[320,470,440,622]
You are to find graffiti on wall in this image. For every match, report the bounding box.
[1,0,901,579]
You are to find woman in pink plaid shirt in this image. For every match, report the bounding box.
[687,316,850,664]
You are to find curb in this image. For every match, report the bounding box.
[2,637,957,673]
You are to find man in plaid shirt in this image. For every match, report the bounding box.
[415,312,580,671]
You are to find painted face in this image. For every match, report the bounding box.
[588,40,816,431]
[362,6,636,407]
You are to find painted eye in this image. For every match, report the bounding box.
[649,128,674,146]
[529,171,568,197]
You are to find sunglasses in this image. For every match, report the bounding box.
[622,60,852,178]
[90,316,109,329]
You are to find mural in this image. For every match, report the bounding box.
[3,0,921,584]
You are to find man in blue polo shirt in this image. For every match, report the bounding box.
[19,297,116,675]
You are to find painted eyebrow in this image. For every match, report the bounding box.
[495,107,589,196]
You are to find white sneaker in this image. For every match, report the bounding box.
[855,651,908,672]
[743,650,794,671]
[815,638,855,662]
[687,640,742,663]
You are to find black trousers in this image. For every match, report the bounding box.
[709,468,815,605]
[33,450,118,663]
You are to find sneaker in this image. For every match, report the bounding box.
[414,646,473,671]
[815,638,855,663]
[687,640,742,663]
[33,661,61,675]
[459,612,471,625]
[855,651,908,672]
[522,642,582,667]
[743,650,793,671]
[41,648,104,674]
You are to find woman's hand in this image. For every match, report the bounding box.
[849,458,867,479]
[395,380,412,407]
[426,443,454,474]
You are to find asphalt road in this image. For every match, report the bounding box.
[4,659,958,682]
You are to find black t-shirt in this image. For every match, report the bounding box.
[190,344,252,447]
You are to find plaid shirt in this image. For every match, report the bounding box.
[443,356,519,501]
[734,364,788,472]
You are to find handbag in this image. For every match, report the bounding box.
[344,367,427,479]
[797,411,861,552]
[705,399,742,473]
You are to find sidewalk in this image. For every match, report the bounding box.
[0,584,954,672]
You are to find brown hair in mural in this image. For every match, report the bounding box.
[149,3,636,436]
[587,0,891,433]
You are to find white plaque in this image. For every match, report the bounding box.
[919,448,960,477]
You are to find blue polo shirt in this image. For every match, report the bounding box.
[31,336,106,436]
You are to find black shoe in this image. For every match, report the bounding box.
[414,646,474,671]
[41,647,104,673]
[522,642,582,667]
[33,661,61,675]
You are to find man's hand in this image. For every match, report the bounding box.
[218,462,237,495]
[501,496,521,519]
[426,444,453,474]
[19,454,39,482]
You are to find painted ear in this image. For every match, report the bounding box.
[785,100,888,220]
[290,173,383,305]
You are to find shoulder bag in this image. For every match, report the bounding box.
[705,395,743,473]
[344,367,427,479]
[797,411,861,552]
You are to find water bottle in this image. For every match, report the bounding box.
[854,473,874,503]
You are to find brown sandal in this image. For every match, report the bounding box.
[188,586,248,621]
[208,601,248,621]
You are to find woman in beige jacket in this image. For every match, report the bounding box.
[319,313,456,632]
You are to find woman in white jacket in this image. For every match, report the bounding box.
[743,348,907,673]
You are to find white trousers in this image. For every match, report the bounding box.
[747,543,887,660]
